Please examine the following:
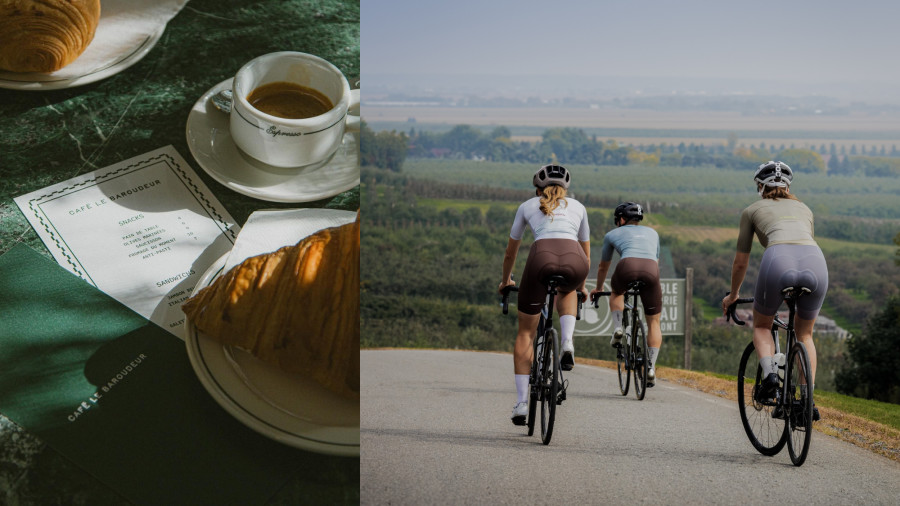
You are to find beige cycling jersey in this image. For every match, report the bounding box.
[736,198,816,253]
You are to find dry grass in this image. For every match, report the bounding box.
[578,358,900,462]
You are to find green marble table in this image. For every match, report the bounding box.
[0,0,359,504]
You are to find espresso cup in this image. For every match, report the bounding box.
[230,51,360,168]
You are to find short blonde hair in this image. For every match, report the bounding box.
[758,184,799,201]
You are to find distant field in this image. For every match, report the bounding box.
[402,159,900,220]
[411,197,894,257]
[365,105,900,148]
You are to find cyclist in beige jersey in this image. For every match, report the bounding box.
[722,161,828,420]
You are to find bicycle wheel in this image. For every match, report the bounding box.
[633,315,648,401]
[737,342,787,456]
[540,328,559,445]
[786,341,813,466]
[616,310,631,396]
[526,329,542,437]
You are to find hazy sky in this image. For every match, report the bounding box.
[363,0,900,96]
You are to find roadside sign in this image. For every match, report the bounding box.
[575,278,685,336]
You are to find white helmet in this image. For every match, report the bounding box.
[754,161,792,191]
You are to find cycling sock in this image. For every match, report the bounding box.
[759,355,775,377]
[612,310,623,329]
[559,315,576,347]
[515,374,529,404]
[648,347,659,369]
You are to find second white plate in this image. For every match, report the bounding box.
[184,253,360,457]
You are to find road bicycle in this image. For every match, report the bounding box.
[726,287,815,466]
[501,276,584,445]
[593,280,650,400]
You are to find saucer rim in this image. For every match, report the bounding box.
[185,78,360,203]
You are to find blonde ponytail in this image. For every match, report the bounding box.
[539,185,568,216]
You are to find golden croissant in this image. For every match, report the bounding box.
[0,0,101,73]
[183,213,360,399]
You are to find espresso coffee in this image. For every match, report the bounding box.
[247,81,333,119]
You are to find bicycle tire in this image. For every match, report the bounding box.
[616,309,631,396]
[633,314,648,400]
[526,327,542,437]
[737,342,787,456]
[786,341,813,466]
[540,328,559,445]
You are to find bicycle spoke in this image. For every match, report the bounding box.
[737,342,787,456]
[540,329,559,445]
[786,342,813,466]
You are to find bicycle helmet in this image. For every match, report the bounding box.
[614,201,643,224]
[754,161,793,189]
[532,164,570,190]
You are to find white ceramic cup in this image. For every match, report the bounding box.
[230,51,360,168]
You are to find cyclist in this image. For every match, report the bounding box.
[590,202,663,387]
[499,164,590,425]
[721,161,828,421]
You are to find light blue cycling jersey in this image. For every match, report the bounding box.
[510,197,590,242]
[600,224,659,261]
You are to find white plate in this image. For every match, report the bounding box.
[185,79,360,203]
[184,253,360,456]
[0,27,163,90]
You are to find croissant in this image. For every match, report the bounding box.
[0,0,101,73]
[183,213,360,399]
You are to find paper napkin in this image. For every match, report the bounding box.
[223,208,358,273]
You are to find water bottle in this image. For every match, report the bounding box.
[773,352,786,380]
[625,326,632,346]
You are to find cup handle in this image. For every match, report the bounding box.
[345,88,360,132]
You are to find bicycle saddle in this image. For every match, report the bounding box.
[781,285,813,299]
[778,269,818,294]
[544,274,569,287]
[626,280,646,290]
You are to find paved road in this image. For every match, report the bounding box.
[361,349,900,505]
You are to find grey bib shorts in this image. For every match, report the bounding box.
[754,243,829,320]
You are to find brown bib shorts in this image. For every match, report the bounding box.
[610,257,663,315]
[518,238,589,315]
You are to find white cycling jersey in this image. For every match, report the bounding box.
[510,197,590,242]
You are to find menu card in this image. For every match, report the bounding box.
[13,146,238,339]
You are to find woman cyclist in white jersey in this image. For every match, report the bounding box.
[498,164,590,425]
[721,161,828,421]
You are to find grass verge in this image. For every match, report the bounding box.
[595,360,900,462]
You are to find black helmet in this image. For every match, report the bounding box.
[533,164,570,190]
[754,161,793,189]
[614,202,643,224]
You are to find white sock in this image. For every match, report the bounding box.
[515,374,529,404]
[648,347,659,369]
[559,315,576,348]
[759,356,775,377]
[612,310,623,329]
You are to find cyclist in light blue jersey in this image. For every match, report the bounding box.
[590,202,664,387]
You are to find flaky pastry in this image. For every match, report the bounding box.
[183,213,360,399]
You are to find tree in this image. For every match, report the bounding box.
[360,120,409,171]
[836,295,900,403]
[776,148,826,174]
[896,231,900,266]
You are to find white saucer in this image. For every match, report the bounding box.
[184,252,360,457]
[185,79,360,203]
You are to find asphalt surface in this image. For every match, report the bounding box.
[361,349,900,505]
